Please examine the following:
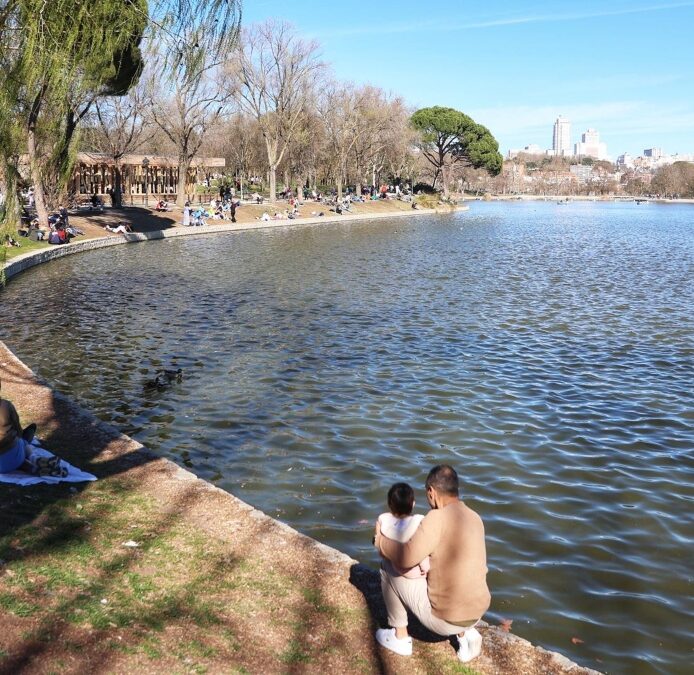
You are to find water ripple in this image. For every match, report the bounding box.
[1,201,693,674]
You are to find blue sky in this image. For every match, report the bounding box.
[243,1,694,158]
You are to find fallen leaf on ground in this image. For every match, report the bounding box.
[499,618,513,632]
[571,637,585,645]
[121,540,140,548]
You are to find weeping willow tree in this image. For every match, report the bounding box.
[0,0,149,230]
[0,0,241,234]
[148,1,242,206]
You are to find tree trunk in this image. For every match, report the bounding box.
[113,160,124,208]
[337,168,343,200]
[176,160,189,207]
[269,165,277,202]
[27,127,50,228]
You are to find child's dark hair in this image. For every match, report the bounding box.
[388,482,415,517]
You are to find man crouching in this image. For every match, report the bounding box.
[374,464,491,662]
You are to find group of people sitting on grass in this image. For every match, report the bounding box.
[181,197,242,226]
[14,206,84,246]
[257,208,298,222]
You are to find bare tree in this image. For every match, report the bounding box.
[350,87,402,196]
[213,113,266,199]
[149,52,232,205]
[87,84,153,207]
[284,111,325,198]
[317,82,367,199]
[229,20,324,202]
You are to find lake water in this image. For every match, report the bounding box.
[1,201,692,674]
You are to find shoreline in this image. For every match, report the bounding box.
[0,207,600,673]
[486,194,694,204]
[3,205,458,278]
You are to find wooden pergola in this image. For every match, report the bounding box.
[71,153,226,203]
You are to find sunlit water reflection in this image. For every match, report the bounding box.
[1,201,692,673]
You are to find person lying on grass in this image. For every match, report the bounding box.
[105,222,133,234]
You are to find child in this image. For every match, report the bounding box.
[377,483,430,578]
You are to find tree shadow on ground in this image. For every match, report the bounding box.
[1,347,390,673]
[0,347,159,541]
[70,206,178,235]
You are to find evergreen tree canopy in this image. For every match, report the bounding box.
[411,106,503,191]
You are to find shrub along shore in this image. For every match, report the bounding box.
[0,206,600,674]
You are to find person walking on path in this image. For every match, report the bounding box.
[374,464,491,663]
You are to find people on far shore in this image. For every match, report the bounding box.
[374,465,490,663]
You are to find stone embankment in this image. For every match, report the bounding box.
[0,212,600,674]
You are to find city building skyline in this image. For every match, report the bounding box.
[243,2,694,159]
[552,116,572,156]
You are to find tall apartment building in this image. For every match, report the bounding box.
[574,128,608,160]
[552,116,572,156]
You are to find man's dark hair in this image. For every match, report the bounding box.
[387,482,415,517]
[425,465,459,497]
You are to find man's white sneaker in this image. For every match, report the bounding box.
[375,628,413,656]
[457,626,482,663]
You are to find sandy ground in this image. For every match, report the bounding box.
[68,198,418,240]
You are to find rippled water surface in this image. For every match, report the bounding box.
[2,201,693,673]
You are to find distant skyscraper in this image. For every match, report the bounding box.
[574,128,608,160]
[643,148,663,159]
[553,116,572,156]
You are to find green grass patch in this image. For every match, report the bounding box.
[35,564,86,590]
[0,591,40,617]
[442,662,481,675]
[301,587,340,616]
[1,238,50,260]
[280,639,311,664]
[140,635,163,659]
[176,639,218,660]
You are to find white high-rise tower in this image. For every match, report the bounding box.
[553,116,572,156]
